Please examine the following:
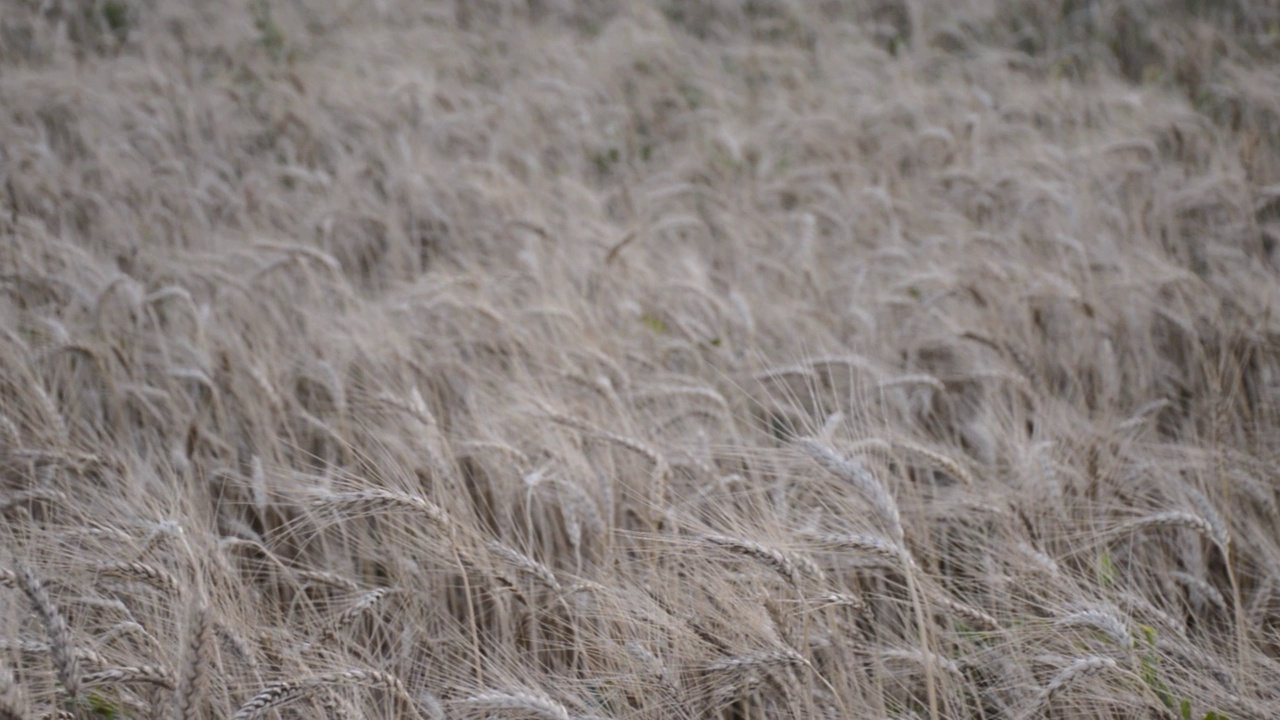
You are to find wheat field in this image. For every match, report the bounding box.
[2,1,1279,718]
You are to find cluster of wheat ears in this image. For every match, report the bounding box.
[2,1,1279,719]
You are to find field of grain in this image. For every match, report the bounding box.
[2,1,1280,718]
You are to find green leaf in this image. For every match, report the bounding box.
[85,692,123,719]
[1097,551,1117,587]
[1138,623,1157,647]
[640,314,668,334]
[1181,700,1192,720]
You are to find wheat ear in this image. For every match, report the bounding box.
[96,562,181,594]
[807,532,916,570]
[0,664,25,720]
[294,569,362,592]
[1019,656,1116,720]
[16,566,79,698]
[233,669,414,720]
[175,602,211,720]
[933,596,1000,631]
[705,649,807,673]
[458,690,574,720]
[1113,511,1218,543]
[798,439,903,542]
[888,438,975,485]
[81,666,176,690]
[312,489,452,532]
[1054,609,1131,647]
[700,534,800,586]
[486,542,562,593]
[796,440,936,719]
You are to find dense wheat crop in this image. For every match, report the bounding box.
[2,1,1280,718]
